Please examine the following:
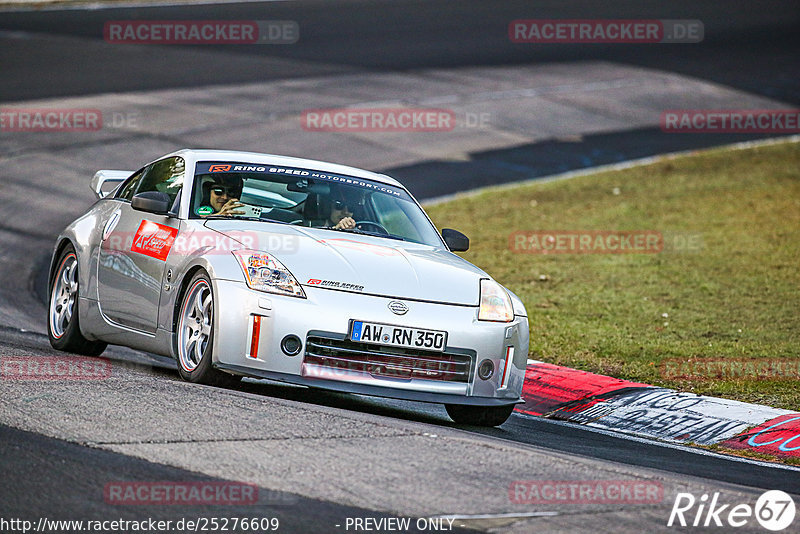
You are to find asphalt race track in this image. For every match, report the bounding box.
[1,1,799,533]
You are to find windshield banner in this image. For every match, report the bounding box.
[195,162,406,198]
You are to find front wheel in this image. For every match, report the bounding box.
[445,403,515,427]
[176,272,240,387]
[47,245,107,356]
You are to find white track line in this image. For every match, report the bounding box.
[434,511,561,520]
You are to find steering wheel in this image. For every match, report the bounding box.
[354,221,389,235]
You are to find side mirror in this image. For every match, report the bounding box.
[132,191,172,215]
[442,228,469,252]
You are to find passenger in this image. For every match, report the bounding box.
[199,175,244,217]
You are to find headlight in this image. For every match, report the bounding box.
[478,279,514,322]
[232,249,306,298]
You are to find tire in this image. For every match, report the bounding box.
[47,245,107,356]
[175,272,240,388]
[445,403,515,427]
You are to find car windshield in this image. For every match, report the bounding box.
[191,161,443,246]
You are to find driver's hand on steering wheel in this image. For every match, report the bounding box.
[333,216,356,230]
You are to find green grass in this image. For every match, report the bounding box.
[426,140,800,410]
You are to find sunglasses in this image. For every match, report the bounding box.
[211,186,239,196]
[332,200,353,211]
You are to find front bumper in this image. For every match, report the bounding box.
[212,279,529,406]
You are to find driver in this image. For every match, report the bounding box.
[324,188,356,230]
[199,175,245,217]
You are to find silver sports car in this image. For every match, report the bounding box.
[48,149,529,426]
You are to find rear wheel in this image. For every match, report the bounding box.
[445,403,515,427]
[176,272,240,387]
[47,245,107,356]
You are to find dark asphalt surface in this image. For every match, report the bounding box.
[2,326,798,510]
[0,423,474,534]
[389,128,782,200]
[2,0,797,200]
[233,376,800,495]
[0,0,798,104]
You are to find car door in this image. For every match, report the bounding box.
[97,156,185,333]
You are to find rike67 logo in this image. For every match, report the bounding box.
[668,490,795,531]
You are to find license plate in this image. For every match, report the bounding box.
[349,320,447,352]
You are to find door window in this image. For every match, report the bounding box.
[115,157,185,205]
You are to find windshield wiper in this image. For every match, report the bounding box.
[204,215,289,224]
[323,226,407,241]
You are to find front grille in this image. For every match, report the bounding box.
[304,336,473,383]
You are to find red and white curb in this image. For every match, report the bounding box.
[517,360,800,459]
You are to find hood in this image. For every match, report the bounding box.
[204,220,487,305]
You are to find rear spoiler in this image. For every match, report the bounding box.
[90,170,131,199]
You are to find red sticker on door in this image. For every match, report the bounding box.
[131,220,178,261]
